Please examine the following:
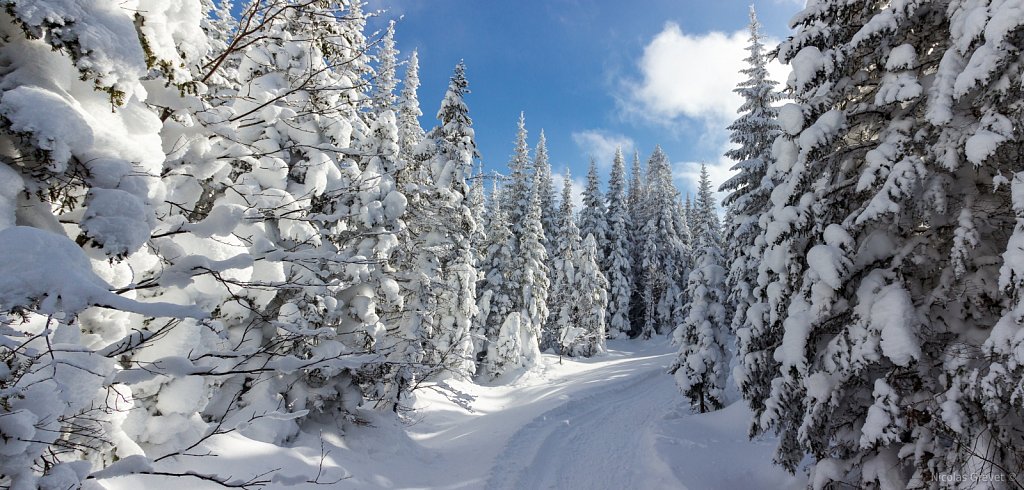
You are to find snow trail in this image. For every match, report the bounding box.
[484,363,683,490]
[101,339,801,489]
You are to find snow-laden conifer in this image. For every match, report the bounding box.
[745,1,1024,484]
[671,165,728,413]
[548,173,581,351]
[722,8,781,413]
[563,234,609,357]
[534,130,559,261]
[578,158,609,264]
[476,182,517,375]
[604,148,633,338]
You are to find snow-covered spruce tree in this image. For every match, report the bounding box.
[745,1,1024,486]
[389,48,432,387]
[722,6,781,411]
[420,61,480,380]
[548,172,581,352]
[503,112,533,232]
[604,147,633,338]
[397,49,425,163]
[578,158,609,265]
[684,193,695,228]
[155,1,401,426]
[673,195,694,279]
[477,181,517,376]
[502,174,550,373]
[671,164,728,414]
[564,234,609,357]
[196,2,400,438]
[372,20,399,113]
[468,163,488,271]
[0,2,216,485]
[626,150,648,336]
[379,54,437,411]
[652,159,688,338]
[534,130,559,263]
[635,146,685,338]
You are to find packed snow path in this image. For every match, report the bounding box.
[484,362,681,489]
[101,339,801,489]
[355,338,801,489]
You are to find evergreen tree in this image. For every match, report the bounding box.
[684,194,695,227]
[397,49,425,163]
[578,158,609,264]
[671,164,728,413]
[408,61,480,379]
[626,150,648,337]
[746,0,1024,485]
[504,112,533,231]
[604,148,633,338]
[635,146,684,338]
[0,2,216,483]
[548,172,582,352]
[476,181,517,376]
[0,1,409,482]
[372,20,399,113]
[191,0,394,434]
[468,163,488,267]
[534,130,559,261]
[563,234,609,357]
[486,172,548,376]
[511,174,550,368]
[722,8,781,405]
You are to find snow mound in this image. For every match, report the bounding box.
[0,226,206,318]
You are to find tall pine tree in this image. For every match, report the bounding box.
[723,8,782,415]
[579,158,609,265]
[745,0,1024,485]
[549,172,582,352]
[671,165,728,414]
[604,147,633,338]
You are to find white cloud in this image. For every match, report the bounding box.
[620,23,791,213]
[552,170,586,215]
[571,130,635,168]
[622,23,789,127]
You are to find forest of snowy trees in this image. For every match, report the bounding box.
[1,0,1023,488]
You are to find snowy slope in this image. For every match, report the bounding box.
[96,339,801,490]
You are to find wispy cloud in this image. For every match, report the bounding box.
[571,130,635,168]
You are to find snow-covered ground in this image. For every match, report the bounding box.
[98,338,802,489]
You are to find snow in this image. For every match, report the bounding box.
[965,128,1007,165]
[875,72,922,105]
[777,103,804,136]
[0,85,94,170]
[806,244,845,290]
[97,339,800,490]
[0,162,24,230]
[0,226,206,318]
[797,109,845,154]
[5,0,148,93]
[788,46,825,92]
[873,284,921,366]
[885,44,918,70]
[80,188,153,255]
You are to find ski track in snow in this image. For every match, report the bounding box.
[484,363,683,490]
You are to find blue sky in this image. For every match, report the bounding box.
[366,0,802,202]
